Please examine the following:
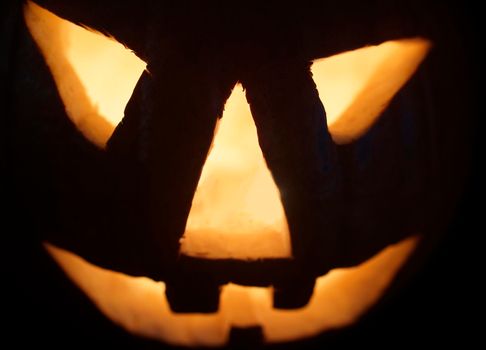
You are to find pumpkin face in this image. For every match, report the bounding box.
[4,0,476,348]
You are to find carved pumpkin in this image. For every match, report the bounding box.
[2,0,476,348]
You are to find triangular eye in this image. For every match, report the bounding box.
[180,85,291,259]
[312,38,431,144]
[24,1,146,148]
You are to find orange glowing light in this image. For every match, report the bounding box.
[180,85,291,259]
[312,38,431,143]
[24,0,146,148]
[46,236,418,346]
[24,1,430,347]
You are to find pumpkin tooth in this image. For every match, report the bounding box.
[228,326,264,348]
[165,276,221,313]
[273,276,316,309]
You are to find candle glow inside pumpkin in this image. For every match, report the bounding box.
[25,1,430,346]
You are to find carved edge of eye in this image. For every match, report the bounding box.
[23,0,146,149]
[312,37,431,145]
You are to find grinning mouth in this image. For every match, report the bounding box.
[46,237,418,346]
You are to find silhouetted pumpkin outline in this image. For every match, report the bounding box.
[1,0,476,348]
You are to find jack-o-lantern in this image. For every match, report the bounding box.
[2,0,477,348]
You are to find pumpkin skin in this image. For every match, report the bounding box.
[0,0,478,348]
